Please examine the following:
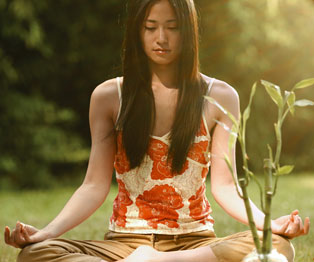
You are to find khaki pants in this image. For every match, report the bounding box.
[18,230,294,262]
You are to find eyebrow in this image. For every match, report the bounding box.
[145,19,177,23]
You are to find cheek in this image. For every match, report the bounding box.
[172,34,181,47]
[142,34,153,51]
[173,35,182,53]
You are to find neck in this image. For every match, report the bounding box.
[149,62,179,89]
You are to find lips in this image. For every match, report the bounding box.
[154,48,170,52]
[153,48,171,54]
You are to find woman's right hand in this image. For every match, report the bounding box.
[4,221,50,248]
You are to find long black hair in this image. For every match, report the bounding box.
[116,0,207,173]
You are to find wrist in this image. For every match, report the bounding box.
[270,219,277,234]
[41,224,60,239]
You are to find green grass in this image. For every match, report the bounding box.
[0,174,313,262]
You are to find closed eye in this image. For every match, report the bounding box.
[145,27,156,31]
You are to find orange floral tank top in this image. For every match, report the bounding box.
[109,77,215,235]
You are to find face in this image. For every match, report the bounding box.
[141,0,182,67]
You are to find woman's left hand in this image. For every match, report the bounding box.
[271,210,310,239]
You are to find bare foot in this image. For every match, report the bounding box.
[119,245,159,262]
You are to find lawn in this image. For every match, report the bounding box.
[0,174,313,262]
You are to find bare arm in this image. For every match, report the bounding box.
[208,81,265,229]
[208,81,309,238]
[5,79,119,248]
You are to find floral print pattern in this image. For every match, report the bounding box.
[109,118,214,234]
[148,138,189,180]
[135,185,184,229]
[114,132,131,174]
[110,178,133,227]
[187,140,209,164]
[188,184,214,225]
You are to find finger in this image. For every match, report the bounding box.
[303,217,310,235]
[297,216,304,235]
[9,229,20,248]
[293,215,300,226]
[4,226,11,245]
[10,228,16,243]
[6,227,21,249]
[14,221,20,238]
[14,222,25,245]
[279,219,290,234]
[23,224,37,235]
[21,224,38,244]
[288,210,299,223]
[21,225,32,243]
[286,217,302,238]
[291,210,299,217]
[293,216,301,233]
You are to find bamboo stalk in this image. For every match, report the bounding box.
[262,161,273,255]
[240,181,262,253]
[238,133,262,253]
[206,79,314,261]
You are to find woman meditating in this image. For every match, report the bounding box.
[4,0,309,261]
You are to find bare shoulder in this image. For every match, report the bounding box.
[92,78,120,101]
[211,79,239,107]
[201,74,239,119]
[90,77,122,122]
[202,74,240,123]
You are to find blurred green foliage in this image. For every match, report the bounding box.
[0,0,313,189]
[0,0,125,189]
[197,0,314,172]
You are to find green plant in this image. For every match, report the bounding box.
[205,78,314,260]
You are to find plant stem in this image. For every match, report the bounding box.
[240,181,262,253]
[262,108,282,255]
[239,133,262,253]
[274,116,283,166]
[262,162,273,254]
[273,176,279,197]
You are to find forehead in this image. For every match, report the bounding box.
[145,0,177,22]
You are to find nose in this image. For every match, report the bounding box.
[157,27,168,44]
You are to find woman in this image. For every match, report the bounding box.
[4,0,309,261]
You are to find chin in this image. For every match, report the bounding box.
[149,57,177,66]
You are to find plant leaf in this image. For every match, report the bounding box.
[285,91,295,115]
[243,82,256,124]
[261,80,283,108]
[294,99,314,107]
[293,78,314,90]
[276,165,294,176]
[223,153,234,175]
[228,125,238,153]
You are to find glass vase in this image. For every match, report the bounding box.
[242,249,288,262]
